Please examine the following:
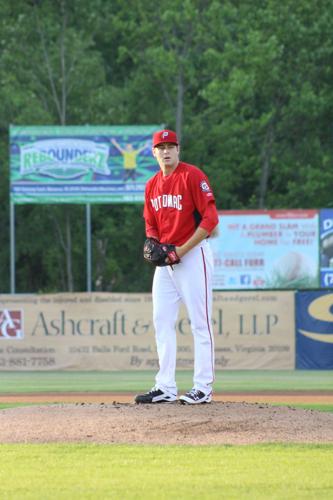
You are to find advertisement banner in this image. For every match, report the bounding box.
[211,210,319,290]
[10,125,161,204]
[213,291,295,369]
[319,209,333,287]
[296,291,333,369]
[0,291,294,371]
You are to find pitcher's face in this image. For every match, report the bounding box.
[153,143,179,174]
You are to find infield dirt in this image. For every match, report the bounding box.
[0,392,332,445]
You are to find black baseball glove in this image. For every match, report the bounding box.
[143,237,180,267]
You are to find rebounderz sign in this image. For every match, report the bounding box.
[10,125,161,204]
[20,139,110,179]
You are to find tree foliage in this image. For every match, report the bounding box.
[0,0,332,292]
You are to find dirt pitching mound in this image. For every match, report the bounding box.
[1,401,332,445]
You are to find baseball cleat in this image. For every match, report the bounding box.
[134,387,177,404]
[179,389,212,404]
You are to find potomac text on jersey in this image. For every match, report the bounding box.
[150,194,183,212]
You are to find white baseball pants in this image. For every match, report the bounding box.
[152,239,215,396]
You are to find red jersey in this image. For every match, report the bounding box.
[144,161,219,246]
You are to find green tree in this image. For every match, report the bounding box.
[190,0,333,209]
[0,0,112,292]
[1,0,333,293]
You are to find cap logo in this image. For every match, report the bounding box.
[162,132,169,138]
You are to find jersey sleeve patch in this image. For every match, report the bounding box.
[200,180,211,192]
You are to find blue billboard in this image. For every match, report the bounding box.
[319,209,333,287]
[296,291,333,369]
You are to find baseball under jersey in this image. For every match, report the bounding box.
[144,161,219,246]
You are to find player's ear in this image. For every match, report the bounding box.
[152,147,157,158]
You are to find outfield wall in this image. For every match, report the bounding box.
[0,291,332,370]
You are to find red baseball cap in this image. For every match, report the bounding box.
[153,129,178,147]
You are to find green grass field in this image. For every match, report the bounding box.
[0,444,332,499]
[0,370,332,394]
[0,370,332,499]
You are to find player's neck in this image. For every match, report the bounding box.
[160,162,179,176]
